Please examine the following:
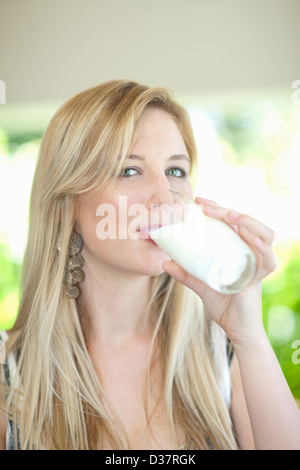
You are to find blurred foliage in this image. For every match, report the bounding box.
[262,246,300,399]
[0,244,21,330]
[0,132,41,329]
[213,98,294,163]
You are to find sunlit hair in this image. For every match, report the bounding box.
[1,80,237,449]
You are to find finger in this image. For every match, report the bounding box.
[238,225,265,251]
[204,205,275,245]
[238,226,277,274]
[230,211,275,246]
[194,198,238,233]
[162,260,209,298]
[194,196,219,208]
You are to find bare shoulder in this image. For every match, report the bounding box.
[230,354,255,450]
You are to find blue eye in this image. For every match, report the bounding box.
[121,167,139,177]
[166,167,187,178]
[120,166,187,178]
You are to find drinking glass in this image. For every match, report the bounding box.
[142,189,257,294]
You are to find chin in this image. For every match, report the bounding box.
[136,253,171,277]
[141,266,166,277]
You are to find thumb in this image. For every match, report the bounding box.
[162,260,208,298]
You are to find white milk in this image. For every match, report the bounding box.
[148,210,257,294]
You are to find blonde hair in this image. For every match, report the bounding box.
[1,80,237,449]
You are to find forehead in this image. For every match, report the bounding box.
[131,108,187,153]
[135,107,178,132]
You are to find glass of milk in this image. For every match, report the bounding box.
[143,189,257,294]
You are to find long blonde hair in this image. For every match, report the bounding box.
[1,80,237,449]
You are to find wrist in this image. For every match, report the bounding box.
[225,283,266,350]
[231,328,271,357]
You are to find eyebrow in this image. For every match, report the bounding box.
[127,154,190,163]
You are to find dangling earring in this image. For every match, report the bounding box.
[65,232,84,299]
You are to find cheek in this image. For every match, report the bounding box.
[76,196,139,258]
[76,195,170,275]
[106,193,147,240]
[178,182,194,200]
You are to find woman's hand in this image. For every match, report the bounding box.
[162,196,277,348]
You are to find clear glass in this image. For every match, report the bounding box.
[143,189,257,294]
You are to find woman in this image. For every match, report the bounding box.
[0,80,299,450]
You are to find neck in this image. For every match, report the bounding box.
[79,258,154,348]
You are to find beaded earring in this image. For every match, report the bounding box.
[65,232,84,299]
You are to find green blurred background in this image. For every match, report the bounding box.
[0,0,299,405]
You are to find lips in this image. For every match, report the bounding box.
[137,225,161,240]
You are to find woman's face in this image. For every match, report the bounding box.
[76,108,194,277]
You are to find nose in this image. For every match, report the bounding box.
[145,170,172,203]
[145,188,183,212]
[146,188,174,208]
[153,171,171,190]
[139,188,184,233]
